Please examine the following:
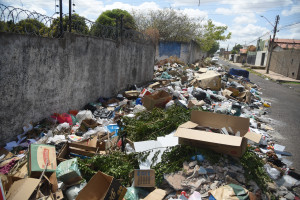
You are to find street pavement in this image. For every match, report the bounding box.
[219,58,300,172]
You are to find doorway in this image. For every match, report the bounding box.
[261,53,266,66]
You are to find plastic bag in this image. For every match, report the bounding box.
[124,187,139,200]
[51,113,73,125]
[189,191,202,200]
[56,158,82,184]
[264,164,280,180]
[65,182,86,200]
[133,105,146,114]
[76,110,93,124]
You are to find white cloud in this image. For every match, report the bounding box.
[215,8,232,15]
[220,24,270,49]
[75,1,160,20]
[233,13,257,24]
[181,8,208,19]
[282,4,300,16]
[170,0,217,7]
[216,0,293,15]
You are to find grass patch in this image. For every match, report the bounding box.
[281,81,300,85]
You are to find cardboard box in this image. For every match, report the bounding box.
[76,171,127,200]
[142,90,172,110]
[28,144,57,177]
[193,71,221,91]
[134,169,155,187]
[174,110,261,157]
[57,141,105,162]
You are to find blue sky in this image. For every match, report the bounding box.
[2,0,300,49]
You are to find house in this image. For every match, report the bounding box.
[246,45,257,65]
[237,49,247,63]
[269,39,300,79]
[255,39,269,66]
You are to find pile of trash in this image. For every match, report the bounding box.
[0,57,299,200]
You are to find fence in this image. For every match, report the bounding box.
[0,4,151,44]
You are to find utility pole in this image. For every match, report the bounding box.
[266,15,280,74]
[59,0,63,36]
[69,0,72,32]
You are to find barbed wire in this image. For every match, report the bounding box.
[0,4,151,44]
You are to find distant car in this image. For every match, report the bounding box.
[211,57,219,63]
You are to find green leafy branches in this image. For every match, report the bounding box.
[120,106,191,142]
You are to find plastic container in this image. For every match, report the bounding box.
[106,124,119,137]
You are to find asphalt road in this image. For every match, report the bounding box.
[218,58,300,172]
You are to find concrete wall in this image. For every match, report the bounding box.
[269,49,300,80]
[156,41,206,64]
[0,32,155,143]
[255,51,268,66]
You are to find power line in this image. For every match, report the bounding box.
[278,21,300,30]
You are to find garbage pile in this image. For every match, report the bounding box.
[0,57,299,200]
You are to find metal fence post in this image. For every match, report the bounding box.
[59,0,63,36]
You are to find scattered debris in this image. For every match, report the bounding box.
[0,57,298,200]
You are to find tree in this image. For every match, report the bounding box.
[132,8,199,42]
[131,8,231,53]
[231,44,243,54]
[195,19,231,52]
[50,14,89,37]
[91,9,136,37]
[13,19,45,34]
[207,41,220,55]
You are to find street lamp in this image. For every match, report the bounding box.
[260,15,274,27]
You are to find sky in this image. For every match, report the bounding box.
[2,0,300,50]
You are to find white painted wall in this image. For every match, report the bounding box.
[255,51,268,66]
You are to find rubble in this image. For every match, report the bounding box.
[0,56,299,200]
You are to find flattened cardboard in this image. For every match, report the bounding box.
[143,189,166,200]
[124,90,140,98]
[222,89,233,97]
[198,68,208,73]
[187,100,205,108]
[175,110,261,157]
[244,132,262,143]
[6,178,40,200]
[10,163,28,181]
[76,171,127,200]
[76,136,98,147]
[149,82,161,89]
[134,169,155,187]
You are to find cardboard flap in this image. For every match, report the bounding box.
[143,189,166,200]
[6,178,40,200]
[244,132,262,143]
[178,121,199,129]
[175,128,243,147]
[190,110,249,135]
